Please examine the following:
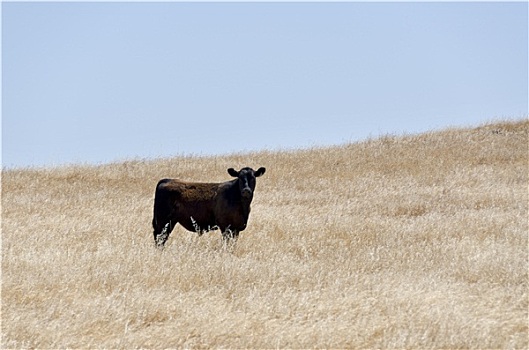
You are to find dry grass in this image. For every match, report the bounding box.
[2,120,528,348]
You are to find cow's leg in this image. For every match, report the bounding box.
[222,227,239,247]
[153,220,175,248]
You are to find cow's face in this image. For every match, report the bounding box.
[228,167,266,199]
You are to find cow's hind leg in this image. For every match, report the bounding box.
[153,220,175,248]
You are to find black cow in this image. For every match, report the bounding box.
[152,167,266,247]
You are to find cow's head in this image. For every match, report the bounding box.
[228,167,266,199]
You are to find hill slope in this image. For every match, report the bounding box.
[2,120,528,348]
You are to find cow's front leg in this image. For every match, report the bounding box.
[222,227,239,246]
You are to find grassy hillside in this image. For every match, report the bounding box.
[2,120,527,348]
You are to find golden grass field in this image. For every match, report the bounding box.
[2,120,528,348]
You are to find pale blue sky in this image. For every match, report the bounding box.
[2,2,527,168]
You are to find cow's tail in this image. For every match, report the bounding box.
[153,179,176,245]
[152,179,168,233]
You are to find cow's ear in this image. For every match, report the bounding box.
[255,167,266,177]
[228,168,239,177]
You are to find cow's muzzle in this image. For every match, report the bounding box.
[242,188,252,198]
